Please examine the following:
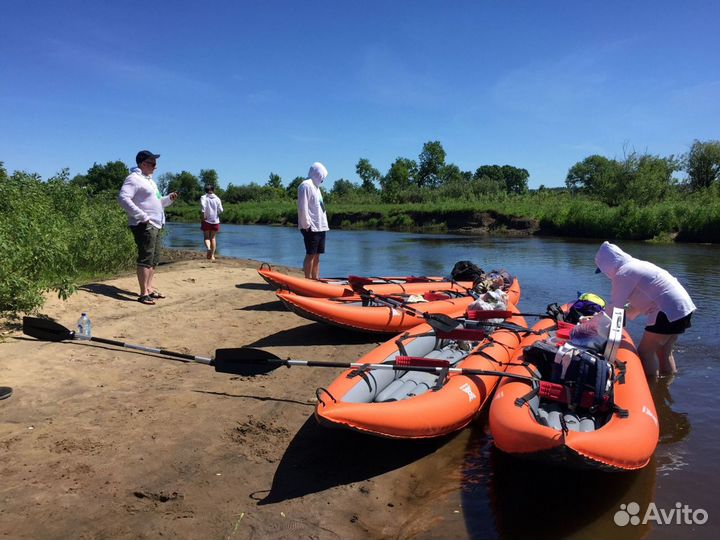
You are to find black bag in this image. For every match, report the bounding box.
[524,341,614,411]
[450,260,484,282]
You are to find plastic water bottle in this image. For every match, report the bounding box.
[76,312,92,339]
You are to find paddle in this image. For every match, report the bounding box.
[225,348,537,381]
[23,316,260,376]
[22,317,537,382]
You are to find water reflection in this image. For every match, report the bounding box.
[461,428,657,540]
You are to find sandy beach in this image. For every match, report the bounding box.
[0,255,471,540]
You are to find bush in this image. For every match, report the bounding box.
[0,172,135,316]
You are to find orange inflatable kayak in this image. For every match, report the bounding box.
[258,267,474,298]
[277,278,521,334]
[315,307,529,438]
[489,314,659,471]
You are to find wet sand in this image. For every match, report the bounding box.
[0,255,468,539]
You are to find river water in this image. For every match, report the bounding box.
[165,223,719,540]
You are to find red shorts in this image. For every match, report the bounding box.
[201,221,220,232]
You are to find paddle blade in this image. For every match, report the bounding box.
[213,347,285,376]
[424,312,461,333]
[23,316,74,342]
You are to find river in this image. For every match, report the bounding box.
[165,222,719,540]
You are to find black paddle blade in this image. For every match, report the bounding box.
[213,347,286,376]
[23,316,74,342]
[424,312,461,333]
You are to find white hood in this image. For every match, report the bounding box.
[595,241,632,278]
[308,162,328,187]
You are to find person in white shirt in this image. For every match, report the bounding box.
[297,162,329,279]
[118,150,178,305]
[200,184,224,261]
[595,241,696,378]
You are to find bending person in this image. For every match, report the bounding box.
[594,241,695,378]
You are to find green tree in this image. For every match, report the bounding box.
[168,171,202,203]
[381,158,417,192]
[286,176,305,200]
[330,178,358,199]
[565,155,619,198]
[156,172,173,196]
[266,172,283,189]
[200,169,219,189]
[502,165,530,195]
[685,139,720,190]
[0,161,7,181]
[356,158,380,193]
[416,141,446,188]
[71,160,128,194]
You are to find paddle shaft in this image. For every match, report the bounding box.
[259,357,535,381]
[84,336,213,365]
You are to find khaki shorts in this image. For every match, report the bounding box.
[130,223,162,268]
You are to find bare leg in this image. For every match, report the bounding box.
[204,231,212,259]
[312,255,321,280]
[209,231,217,260]
[136,266,153,296]
[658,334,679,376]
[638,331,676,379]
[303,254,314,278]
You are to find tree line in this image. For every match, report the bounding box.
[9,138,720,208]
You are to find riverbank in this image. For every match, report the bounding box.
[165,193,720,243]
[0,254,464,539]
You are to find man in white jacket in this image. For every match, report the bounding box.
[118,150,178,305]
[297,162,329,279]
[595,241,696,378]
[200,184,224,261]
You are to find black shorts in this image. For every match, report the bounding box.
[130,222,162,268]
[301,229,326,255]
[645,311,693,335]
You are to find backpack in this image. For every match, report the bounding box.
[450,261,485,282]
[565,299,605,324]
[523,341,614,412]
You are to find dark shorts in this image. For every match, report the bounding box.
[130,223,161,268]
[645,311,693,335]
[201,221,220,232]
[301,229,326,255]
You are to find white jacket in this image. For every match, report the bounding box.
[594,241,695,325]
[297,162,329,231]
[118,168,174,228]
[200,193,224,224]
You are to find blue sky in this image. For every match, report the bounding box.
[2,0,718,189]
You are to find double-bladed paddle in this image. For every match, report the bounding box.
[345,285,544,335]
[21,317,537,380]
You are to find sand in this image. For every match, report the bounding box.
[0,255,472,540]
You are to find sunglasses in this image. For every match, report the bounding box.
[143,160,157,166]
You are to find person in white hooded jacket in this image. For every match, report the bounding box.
[594,241,695,378]
[297,162,329,279]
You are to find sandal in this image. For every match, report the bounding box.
[137,294,156,305]
[148,291,166,299]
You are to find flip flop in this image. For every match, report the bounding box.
[148,291,166,299]
[138,295,156,305]
[0,387,12,401]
